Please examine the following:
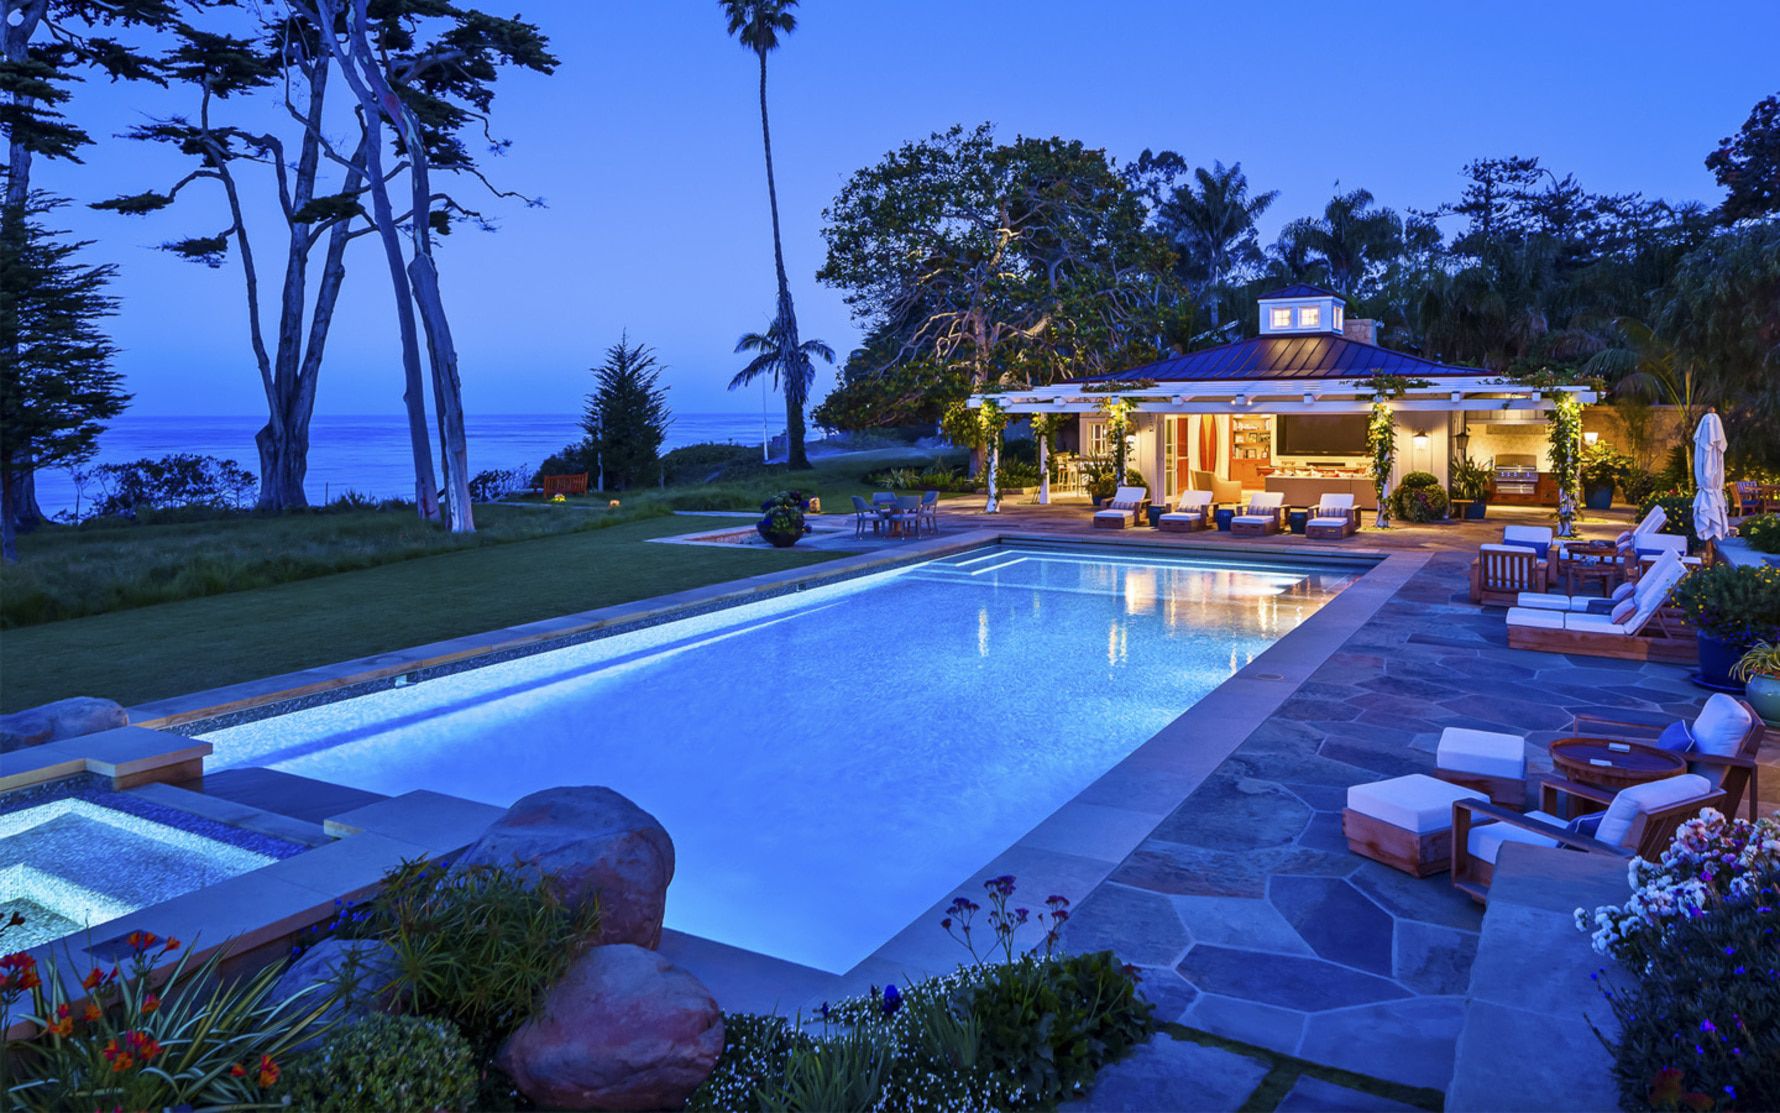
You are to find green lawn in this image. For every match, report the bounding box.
[0,448,964,712]
[0,514,840,712]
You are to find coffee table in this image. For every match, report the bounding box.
[1557,541,1624,597]
[1548,737,1687,790]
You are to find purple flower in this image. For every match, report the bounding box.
[1700,1018,1717,1034]
[882,983,902,1016]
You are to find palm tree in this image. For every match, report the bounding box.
[732,319,835,462]
[1295,188,1404,297]
[1583,317,1705,480]
[1157,161,1277,328]
[721,0,815,469]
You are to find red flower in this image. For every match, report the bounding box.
[256,1055,281,1088]
[81,967,107,990]
[82,1002,103,1023]
[140,994,160,1015]
[1,952,39,993]
[162,937,180,954]
[229,1063,247,1078]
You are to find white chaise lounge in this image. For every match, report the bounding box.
[1305,493,1359,540]
[1157,490,1214,533]
[1505,551,1694,662]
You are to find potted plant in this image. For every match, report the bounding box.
[1579,442,1629,510]
[1672,563,1780,690]
[1449,454,1494,519]
[1389,471,1449,523]
[1732,641,1780,725]
[756,490,809,548]
[1083,461,1117,507]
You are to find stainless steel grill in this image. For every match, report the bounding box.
[1494,453,1539,495]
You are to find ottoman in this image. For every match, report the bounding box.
[1343,774,1483,877]
[1435,727,1527,805]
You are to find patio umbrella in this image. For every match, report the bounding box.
[1692,409,1730,559]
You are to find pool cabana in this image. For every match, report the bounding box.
[970,286,1597,510]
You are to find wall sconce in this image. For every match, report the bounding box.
[1302,392,1315,405]
[1583,431,1599,446]
[1412,433,1430,447]
[1233,394,1248,407]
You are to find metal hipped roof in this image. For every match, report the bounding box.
[1072,334,1476,385]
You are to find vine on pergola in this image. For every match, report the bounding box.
[1356,375,1430,529]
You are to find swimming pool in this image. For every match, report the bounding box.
[200,543,1359,972]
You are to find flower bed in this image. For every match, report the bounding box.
[1577,809,1780,1110]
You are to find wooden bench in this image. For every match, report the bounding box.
[542,473,590,498]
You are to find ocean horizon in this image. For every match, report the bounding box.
[32,412,777,517]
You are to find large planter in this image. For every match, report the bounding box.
[756,521,800,548]
[1748,675,1780,726]
[1696,634,1746,691]
[1584,484,1615,511]
[1463,498,1489,520]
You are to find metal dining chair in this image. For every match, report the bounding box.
[919,490,940,536]
[849,495,880,538]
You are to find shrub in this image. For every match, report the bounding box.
[967,951,1154,1107]
[283,1014,477,1113]
[89,454,257,518]
[2,928,328,1112]
[1577,811,1780,1111]
[1671,563,1780,649]
[335,859,599,1055]
[1620,466,1661,507]
[1449,455,1493,502]
[1742,513,1780,554]
[534,439,597,483]
[468,467,531,501]
[996,460,1041,489]
[661,442,762,485]
[1400,470,1441,489]
[1390,480,1449,522]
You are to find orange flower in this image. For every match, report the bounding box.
[45,1015,73,1038]
[81,967,106,990]
[1,951,39,992]
[109,1052,136,1073]
[229,1063,247,1078]
[140,994,160,1015]
[256,1055,280,1088]
[83,1002,103,1023]
[161,938,181,954]
[124,931,159,952]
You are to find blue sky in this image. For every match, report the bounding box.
[34,0,1779,418]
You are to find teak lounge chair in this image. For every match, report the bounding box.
[1093,486,1149,529]
[1571,694,1765,820]
[1469,543,1546,605]
[1158,490,1214,533]
[1305,493,1360,540]
[1450,772,1724,902]
[1505,551,1696,663]
[1229,491,1286,537]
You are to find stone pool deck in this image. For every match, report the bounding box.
[1055,546,1759,1100]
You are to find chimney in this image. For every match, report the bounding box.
[1343,318,1379,344]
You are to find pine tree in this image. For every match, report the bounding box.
[583,335,670,492]
[0,192,129,560]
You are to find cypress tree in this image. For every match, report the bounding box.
[582,334,670,492]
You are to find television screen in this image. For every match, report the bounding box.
[1278,414,1369,456]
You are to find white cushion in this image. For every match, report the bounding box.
[1515,592,1573,612]
[1503,525,1554,545]
[1610,581,1636,603]
[1232,515,1274,525]
[1595,773,1714,848]
[1346,774,1482,835]
[1437,728,1527,780]
[1507,606,1566,630]
[1175,491,1213,511]
[1564,612,1631,635]
[1467,811,1565,864]
[1318,494,1355,512]
[1094,509,1131,520]
[1691,695,1753,788]
[1309,517,1349,527]
[1246,492,1284,511]
[1158,512,1201,522]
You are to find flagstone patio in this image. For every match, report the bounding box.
[1055,547,1769,1099]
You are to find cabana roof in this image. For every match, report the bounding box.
[1074,332,1476,385]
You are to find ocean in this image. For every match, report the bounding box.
[31,412,775,518]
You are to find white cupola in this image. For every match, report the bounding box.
[1257,284,1345,336]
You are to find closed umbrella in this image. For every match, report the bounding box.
[1693,409,1730,559]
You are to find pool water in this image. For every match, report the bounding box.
[0,794,287,949]
[201,544,1357,972]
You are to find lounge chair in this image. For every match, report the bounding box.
[1157,490,1214,533]
[1092,486,1149,529]
[849,495,881,539]
[1469,544,1546,605]
[1450,772,1724,902]
[1571,694,1765,820]
[1515,576,1637,614]
[1305,493,1360,540]
[1229,491,1286,537]
[1505,551,1695,663]
[1190,469,1242,505]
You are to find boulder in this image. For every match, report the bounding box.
[497,944,723,1111]
[268,938,401,1045]
[453,786,673,948]
[0,697,128,753]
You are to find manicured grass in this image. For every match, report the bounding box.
[0,514,840,712]
[0,448,959,628]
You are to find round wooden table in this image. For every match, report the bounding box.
[1548,738,1687,790]
[1557,541,1624,597]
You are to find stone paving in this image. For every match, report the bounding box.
[1057,548,1736,1097]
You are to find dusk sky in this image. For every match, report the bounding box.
[34,0,1780,421]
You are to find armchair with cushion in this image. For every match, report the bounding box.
[1305,493,1360,540]
[1450,772,1724,902]
[1190,469,1242,505]
[1158,490,1214,533]
[1570,694,1764,820]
